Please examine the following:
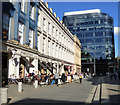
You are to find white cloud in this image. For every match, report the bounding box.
[114,27,120,35]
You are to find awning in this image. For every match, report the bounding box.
[48,62,56,70]
[41,69,46,74]
[42,62,52,70]
[38,62,47,70]
[21,57,34,67]
[64,65,69,71]
[47,69,51,75]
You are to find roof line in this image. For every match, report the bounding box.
[64,9,101,16]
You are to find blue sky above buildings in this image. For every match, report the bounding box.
[48,2,119,57]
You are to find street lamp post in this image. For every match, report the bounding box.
[93,32,96,74]
[94,57,96,74]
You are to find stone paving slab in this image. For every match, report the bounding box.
[7,79,95,104]
[102,76,120,104]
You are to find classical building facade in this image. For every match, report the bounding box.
[5,1,76,79]
[73,35,81,74]
[2,2,15,85]
[63,9,115,74]
[37,2,74,75]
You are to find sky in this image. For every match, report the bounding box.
[48,2,119,58]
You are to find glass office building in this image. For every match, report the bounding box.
[63,9,115,74]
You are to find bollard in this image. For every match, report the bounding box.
[58,79,61,85]
[35,80,38,88]
[1,88,8,104]
[18,82,22,92]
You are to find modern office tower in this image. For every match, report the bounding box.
[63,9,115,74]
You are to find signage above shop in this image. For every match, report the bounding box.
[20,50,37,58]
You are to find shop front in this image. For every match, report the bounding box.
[7,41,39,79]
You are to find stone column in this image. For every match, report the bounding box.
[40,34,43,54]
[35,58,38,73]
[9,54,20,79]
[38,35,40,52]
[53,63,56,74]
[14,55,20,79]
[8,57,14,78]
[61,64,64,74]
[57,62,59,73]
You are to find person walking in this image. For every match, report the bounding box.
[61,73,65,84]
[109,72,113,80]
[79,74,83,84]
[84,72,86,79]
[113,72,117,80]
[118,70,120,80]
[54,72,59,86]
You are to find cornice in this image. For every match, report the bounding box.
[39,1,74,41]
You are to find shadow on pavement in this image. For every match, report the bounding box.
[102,76,120,104]
[7,98,112,105]
[8,98,86,105]
[103,76,120,85]
[109,94,120,104]
[107,88,120,92]
[87,77,100,85]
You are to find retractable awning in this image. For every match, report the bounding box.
[42,62,52,70]
[38,62,47,70]
[47,62,56,70]
[64,65,69,71]
[21,57,34,67]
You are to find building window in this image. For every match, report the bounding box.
[19,0,25,12]
[2,13,9,40]
[43,18,46,31]
[64,37,66,45]
[48,40,50,56]
[29,2,35,20]
[95,21,98,24]
[48,22,50,34]
[56,45,58,58]
[52,43,54,57]
[52,26,54,37]
[59,47,60,59]
[18,22,24,44]
[59,33,61,42]
[38,14,40,27]
[29,29,33,48]
[43,38,46,54]
[62,35,63,44]
[56,30,58,40]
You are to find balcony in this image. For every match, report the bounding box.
[18,10,26,24]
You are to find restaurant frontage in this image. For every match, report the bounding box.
[7,40,74,80]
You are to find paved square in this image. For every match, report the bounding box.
[8,79,94,104]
